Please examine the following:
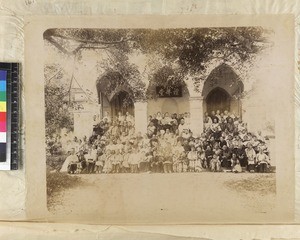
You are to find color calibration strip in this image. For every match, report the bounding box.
[0,70,6,162]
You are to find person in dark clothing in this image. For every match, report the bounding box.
[234,143,247,167]
[150,151,163,173]
[205,145,214,169]
[77,150,87,173]
[220,145,232,168]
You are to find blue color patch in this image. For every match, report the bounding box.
[0,71,6,81]
[0,81,6,91]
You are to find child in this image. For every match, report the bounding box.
[210,154,221,172]
[121,148,130,173]
[172,154,180,173]
[162,156,173,173]
[197,146,206,170]
[77,150,87,173]
[95,151,105,173]
[112,149,122,173]
[187,146,197,172]
[195,147,204,172]
[103,149,112,174]
[85,147,96,174]
[129,147,140,173]
[139,150,150,172]
[245,143,256,173]
[205,145,214,169]
[230,153,238,170]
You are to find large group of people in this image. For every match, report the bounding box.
[56,109,272,175]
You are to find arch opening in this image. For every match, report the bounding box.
[110,91,134,119]
[206,87,231,115]
[202,63,244,118]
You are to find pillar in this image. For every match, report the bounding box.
[134,101,148,134]
[189,96,204,136]
[73,110,94,139]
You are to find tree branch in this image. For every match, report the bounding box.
[48,32,131,45]
[45,68,63,84]
[45,36,118,55]
[47,36,71,55]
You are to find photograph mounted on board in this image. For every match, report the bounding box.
[24,15,294,223]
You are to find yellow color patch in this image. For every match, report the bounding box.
[0,102,6,112]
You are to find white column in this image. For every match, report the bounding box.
[73,110,94,139]
[134,101,148,134]
[189,96,204,135]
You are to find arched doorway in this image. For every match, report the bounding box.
[206,88,231,114]
[96,71,138,120]
[202,63,244,117]
[110,91,134,118]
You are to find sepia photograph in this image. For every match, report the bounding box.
[23,15,294,223]
[43,26,279,219]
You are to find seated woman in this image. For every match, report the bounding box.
[230,153,238,170]
[256,148,270,173]
[232,159,242,173]
[60,149,79,174]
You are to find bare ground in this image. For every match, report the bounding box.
[47,172,276,224]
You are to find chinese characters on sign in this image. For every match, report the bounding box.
[156,86,182,98]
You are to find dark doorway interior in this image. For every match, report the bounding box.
[110,91,134,119]
[206,87,231,115]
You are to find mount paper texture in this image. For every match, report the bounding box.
[24,14,295,224]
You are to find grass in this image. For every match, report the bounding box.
[224,173,276,196]
[46,154,68,172]
[47,171,83,208]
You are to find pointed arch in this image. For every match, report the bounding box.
[202,63,243,99]
[202,64,244,118]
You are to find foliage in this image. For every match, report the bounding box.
[135,27,270,73]
[96,49,146,101]
[46,154,68,172]
[45,83,74,137]
[44,27,271,100]
[146,66,187,99]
